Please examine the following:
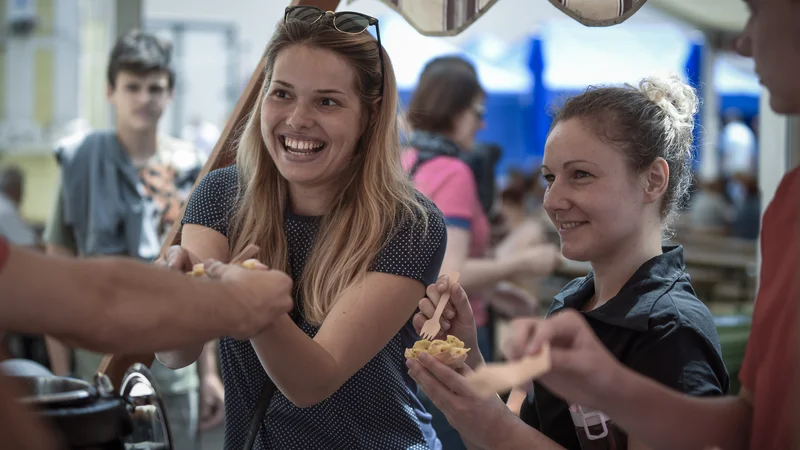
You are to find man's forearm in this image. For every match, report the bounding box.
[1,245,239,355]
[601,367,752,450]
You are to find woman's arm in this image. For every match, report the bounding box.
[249,271,424,407]
[155,224,231,369]
[172,221,420,405]
[442,227,518,291]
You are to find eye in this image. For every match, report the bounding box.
[542,173,555,185]
[271,89,290,99]
[320,98,340,107]
[573,170,592,179]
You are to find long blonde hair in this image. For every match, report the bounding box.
[229,17,427,325]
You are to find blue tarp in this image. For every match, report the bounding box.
[380,12,761,177]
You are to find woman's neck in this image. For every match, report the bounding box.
[287,183,336,217]
[588,228,664,310]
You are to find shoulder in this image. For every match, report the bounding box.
[766,167,800,213]
[650,278,719,343]
[54,130,107,167]
[410,190,446,231]
[194,165,239,197]
[384,190,446,247]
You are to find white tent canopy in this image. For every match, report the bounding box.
[540,19,695,91]
[379,13,533,93]
[714,53,760,96]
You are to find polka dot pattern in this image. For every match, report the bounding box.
[182,166,447,449]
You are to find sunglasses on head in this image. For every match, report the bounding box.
[284,6,385,96]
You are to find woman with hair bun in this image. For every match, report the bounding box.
[406,74,730,450]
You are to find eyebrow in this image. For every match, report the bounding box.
[273,79,346,95]
[541,159,598,171]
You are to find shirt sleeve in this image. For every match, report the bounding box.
[181,166,239,237]
[370,195,447,287]
[625,320,730,396]
[42,185,78,253]
[421,160,478,230]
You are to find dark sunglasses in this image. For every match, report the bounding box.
[284,6,385,96]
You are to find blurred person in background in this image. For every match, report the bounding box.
[688,173,734,235]
[730,172,761,240]
[42,30,220,448]
[0,166,37,248]
[0,166,48,368]
[403,55,560,450]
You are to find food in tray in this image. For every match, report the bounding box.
[187,263,206,277]
[405,335,470,369]
[186,260,260,276]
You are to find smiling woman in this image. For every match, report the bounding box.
[154,7,448,450]
[406,74,730,450]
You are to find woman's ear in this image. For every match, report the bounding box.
[641,157,669,204]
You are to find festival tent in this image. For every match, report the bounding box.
[378,13,536,175]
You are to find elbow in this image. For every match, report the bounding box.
[284,381,339,409]
[155,346,202,370]
[283,388,336,409]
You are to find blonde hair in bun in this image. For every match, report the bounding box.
[549,73,699,231]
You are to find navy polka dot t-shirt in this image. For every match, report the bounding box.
[182,166,447,450]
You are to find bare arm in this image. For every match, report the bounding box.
[598,368,752,450]
[250,271,424,407]
[156,224,231,369]
[443,227,518,292]
[0,243,257,354]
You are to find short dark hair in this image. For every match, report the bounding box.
[406,56,484,134]
[107,30,175,89]
[550,74,699,226]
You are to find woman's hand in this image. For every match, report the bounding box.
[412,274,481,366]
[407,353,513,449]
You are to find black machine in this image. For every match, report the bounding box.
[12,364,172,450]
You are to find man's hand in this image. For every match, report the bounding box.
[199,373,225,431]
[204,261,294,340]
[503,309,621,410]
[154,245,196,272]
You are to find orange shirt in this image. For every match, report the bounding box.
[739,167,800,450]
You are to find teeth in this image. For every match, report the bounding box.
[560,222,585,230]
[283,136,324,152]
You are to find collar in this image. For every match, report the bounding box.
[551,245,687,332]
[407,131,461,158]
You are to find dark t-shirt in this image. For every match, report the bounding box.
[519,246,730,449]
[182,166,447,450]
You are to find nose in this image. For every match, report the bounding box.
[542,180,570,215]
[286,102,315,130]
[734,20,753,58]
